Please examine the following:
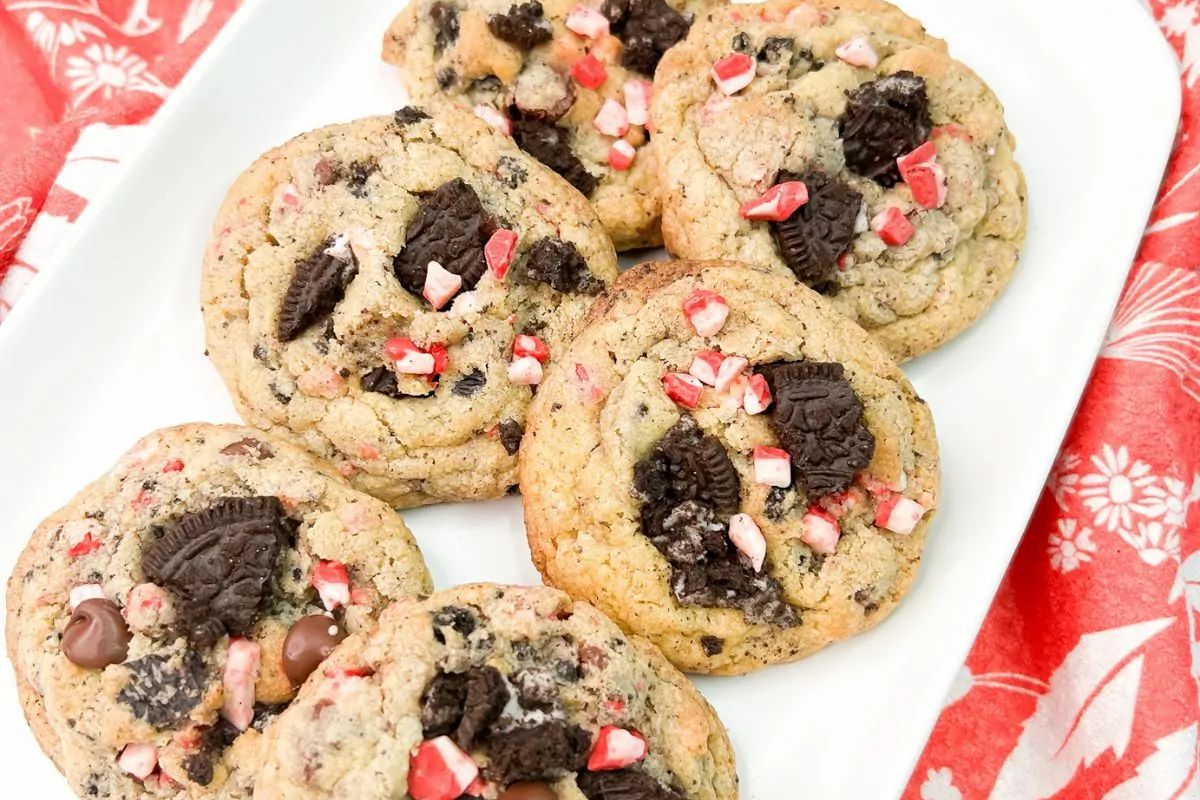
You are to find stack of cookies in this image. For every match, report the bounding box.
[6,0,1026,797]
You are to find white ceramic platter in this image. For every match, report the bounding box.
[0,0,1180,796]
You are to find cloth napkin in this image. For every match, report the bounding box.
[0,1,1197,797]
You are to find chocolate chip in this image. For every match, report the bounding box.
[182,718,240,785]
[500,782,559,800]
[282,615,348,687]
[764,361,874,497]
[431,2,459,53]
[602,0,691,75]
[577,769,686,800]
[771,169,862,289]
[511,115,598,196]
[523,238,604,295]
[431,604,478,643]
[61,599,130,669]
[452,369,487,397]
[313,159,337,187]
[420,666,508,749]
[731,32,751,52]
[361,366,426,399]
[484,720,590,783]
[632,415,740,514]
[395,106,431,126]
[393,179,489,303]
[488,2,553,49]
[497,155,528,188]
[118,650,207,728]
[498,419,524,455]
[219,438,274,459]
[278,237,358,341]
[840,71,932,186]
[142,497,293,647]
[700,635,723,656]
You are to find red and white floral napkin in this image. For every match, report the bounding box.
[1,2,1198,797]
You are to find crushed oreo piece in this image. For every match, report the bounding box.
[761,361,874,497]
[452,369,487,397]
[854,587,880,614]
[219,438,274,459]
[488,1,553,49]
[771,169,862,289]
[182,718,240,785]
[362,367,402,398]
[142,497,292,647]
[484,720,591,783]
[602,0,691,75]
[394,106,430,126]
[498,419,524,455]
[118,650,207,728]
[420,666,509,749]
[511,115,598,196]
[432,604,478,643]
[840,71,932,186]
[577,769,687,800]
[431,2,459,54]
[393,178,489,302]
[524,238,603,295]
[731,32,751,52]
[343,161,376,198]
[437,67,457,89]
[700,635,724,656]
[632,415,740,514]
[278,237,358,341]
[497,155,528,188]
[763,485,791,522]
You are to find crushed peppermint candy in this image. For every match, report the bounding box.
[473,104,512,136]
[386,337,437,375]
[801,508,841,554]
[623,79,652,126]
[739,181,809,221]
[897,142,947,209]
[688,350,725,386]
[512,334,550,363]
[875,495,926,534]
[682,288,729,336]
[715,356,748,393]
[594,99,630,137]
[508,356,544,386]
[484,228,518,281]
[728,513,767,572]
[312,560,351,610]
[565,4,609,38]
[409,736,479,800]
[571,53,608,89]
[662,372,704,408]
[117,743,158,780]
[608,139,636,170]
[221,638,261,731]
[743,373,772,415]
[711,52,755,95]
[753,446,792,488]
[423,261,462,310]
[587,726,648,771]
[68,583,106,611]
[835,37,878,68]
[871,207,916,246]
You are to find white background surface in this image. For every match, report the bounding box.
[0,0,1181,797]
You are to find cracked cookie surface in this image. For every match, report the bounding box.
[202,109,618,509]
[255,584,737,799]
[383,0,716,250]
[5,424,431,799]
[652,0,1027,359]
[519,261,939,674]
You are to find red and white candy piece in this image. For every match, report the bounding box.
[124,583,168,630]
[728,513,767,572]
[875,495,926,534]
[513,334,550,363]
[118,743,158,780]
[67,531,103,558]
[594,99,630,137]
[688,350,725,386]
[896,141,937,180]
[69,583,105,611]
[386,337,437,375]
[710,52,755,95]
[715,356,748,393]
[753,446,792,488]
[485,228,519,281]
[682,288,729,336]
[221,638,260,731]
[662,372,704,409]
[473,104,512,135]
[608,139,636,171]
[422,261,462,310]
[835,37,878,68]
[571,53,608,89]
[508,356,544,386]
[742,373,772,415]
[904,162,947,210]
[623,79,652,126]
[565,4,609,38]
[738,181,809,221]
[870,207,915,247]
[312,560,351,610]
[801,508,841,554]
[587,726,648,771]
[408,736,479,800]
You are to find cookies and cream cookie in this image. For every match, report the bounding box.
[520,261,939,673]
[652,0,1027,359]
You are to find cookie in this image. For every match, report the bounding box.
[6,424,432,798]
[519,261,939,674]
[255,583,737,799]
[382,0,716,250]
[652,0,1027,359]
[202,109,619,509]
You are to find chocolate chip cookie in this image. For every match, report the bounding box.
[6,424,432,798]
[202,109,618,509]
[652,0,1027,359]
[382,0,716,250]
[255,583,737,799]
[519,261,939,674]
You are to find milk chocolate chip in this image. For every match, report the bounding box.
[500,782,559,800]
[62,598,131,669]
[282,614,348,686]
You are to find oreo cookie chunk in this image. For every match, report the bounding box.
[6,424,431,798]
[255,585,737,800]
[652,0,1028,359]
[520,261,939,674]
[202,108,618,509]
[382,0,719,250]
